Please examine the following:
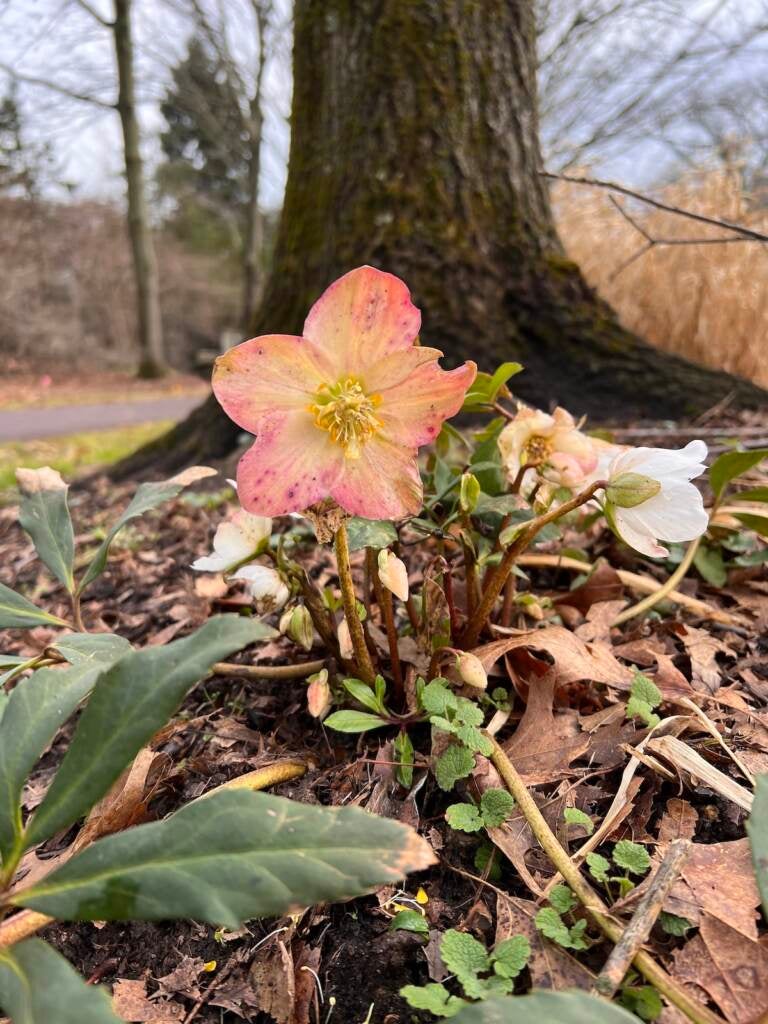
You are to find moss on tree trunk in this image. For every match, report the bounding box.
[118,0,765,477]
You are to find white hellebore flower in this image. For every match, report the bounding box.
[232,564,289,614]
[191,511,272,572]
[604,440,709,558]
[377,549,409,602]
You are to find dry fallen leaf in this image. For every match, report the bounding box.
[249,939,296,1024]
[657,798,699,843]
[111,979,184,1022]
[501,668,589,777]
[72,748,160,852]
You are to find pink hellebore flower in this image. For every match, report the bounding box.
[498,406,598,490]
[212,266,476,520]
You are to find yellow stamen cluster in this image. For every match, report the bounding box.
[522,434,552,465]
[310,377,381,458]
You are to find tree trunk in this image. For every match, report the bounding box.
[239,3,268,332]
[113,0,166,379]
[118,0,765,475]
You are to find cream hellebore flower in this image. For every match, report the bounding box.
[498,406,598,490]
[231,564,290,614]
[212,266,476,520]
[191,510,272,572]
[337,618,354,661]
[377,549,409,601]
[604,440,709,558]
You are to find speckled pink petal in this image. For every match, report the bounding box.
[236,410,344,516]
[302,266,421,376]
[213,334,334,434]
[374,359,477,447]
[331,436,423,519]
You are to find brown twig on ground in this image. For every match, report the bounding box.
[211,659,326,680]
[487,735,723,1024]
[594,839,691,999]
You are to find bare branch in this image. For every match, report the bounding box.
[72,0,114,27]
[0,61,115,110]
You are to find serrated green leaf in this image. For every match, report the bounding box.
[0,581,68,630]
[630,672,662,708]
[0,653,127,862]
[474,842,501,882]
[613,840,651,875]
[549,884,577,914]
[449,991,640,1023]
[479,789,515,827]
[455,724,494,756]
[400,983,465,1018]
[345,518,398,551]
[659,911,692,937]
[52,633,133,666]
[491,935,530,979]
[17,472,75,591]
[446,803,484,833]
[323,710,389,733]
[23,616,257,849]
[710,449,768,500]
[0,938,121,1023]
[747,775,768,919]
[389,909,429,936]
[434,745,475,791]
[441,929,490,985]
[535,906,571,946]
[620,985,663,1022]
[455,697,484,727]
[342,678,384,714]
[564,807,594,835]
[586,852,611,884]
[625,696,660,728]
[78,468,215,593]
[14,790,434,926]
[421,679,458,716]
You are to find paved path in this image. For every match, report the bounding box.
[0,396,204,442]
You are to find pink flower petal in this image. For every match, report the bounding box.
[302,266,421,376]
[213,334,334,434]
[374,359,477,447]
[331,436,423,519]
[236,410,344,516]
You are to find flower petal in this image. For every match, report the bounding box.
[625,482,709,543]
[610,441,707,482]
[236,410,344,516]
[331,436,423,519]
[614,507,669,558]
[302,266,421,376]
[374,359,477,447]
[213,334,334,433]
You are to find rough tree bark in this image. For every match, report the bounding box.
[113,0,167,379]
[119,0,765,474]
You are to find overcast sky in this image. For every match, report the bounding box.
[1,0,767,208]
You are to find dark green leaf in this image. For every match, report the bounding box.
[732,511,768,538]
[0,939,121,1024]
[693,544,727,587]
[448,991,639,1022]
[78,467,216,593]
[0,658,122,862]
[323,710,389,733]
[345,518,398,552]
[659,911,692,936]
[15,790,435,927]
[710,449,768,500]
[17,470,75,591]
[462,362,523,411]
[735,487,768,503]
[24,616,257,849]
[0,581,68,630]
[389,909,429,936]
[52,633,133,666]
[747,775,768,919]
[434,745,475,791]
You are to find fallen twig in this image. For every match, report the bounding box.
[594,838,691,999]
[211,658,326,680]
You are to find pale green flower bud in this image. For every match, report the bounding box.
[456,651,488,690]
[288,605,314,651]
[606,472,661,509]
[459,472,481,514]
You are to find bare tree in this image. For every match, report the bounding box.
[1,0,167,377]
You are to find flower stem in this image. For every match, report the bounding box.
[370,557,404,706]
[461,481,605,648]
[487,735,723,1024]
[334,523,376,685]
[611,536,702,626]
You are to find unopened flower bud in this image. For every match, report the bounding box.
[338,617,354,660]
[459,472,481,514]
[307,669,331,719]
[377,549,409,602]
[606,472,661,509]
[278,606,293,634]
[288,605,314,651]
[232,564,289,614]
[456,651,488,690]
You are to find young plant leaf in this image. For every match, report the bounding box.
[586,852,611,884]
[440,929,490,985]
[77,466,216,593]
[345,517,398,552]
[342,677,384,714]
[630,672,662,708]
[323,710,389,733]
[479,788,515,827]
[447,991,640,1022]
[393,730,414,788]
[446,803,484,833]
[14,790,436,927]
[710,448,768,500]
[16,468,75,591]
[23,615,258,849]
[563,807,594,835]
[0,654,126,862]
[549,884,577,915]
[421,679,458,716]
[0,938,121,1023]
[400,982,465,1018]
[0,580,69,630]
[389,909,429,936]
[491,935,530,979]
[434,745,475,791]
[613,840,652,875]
[51,633,133,666]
